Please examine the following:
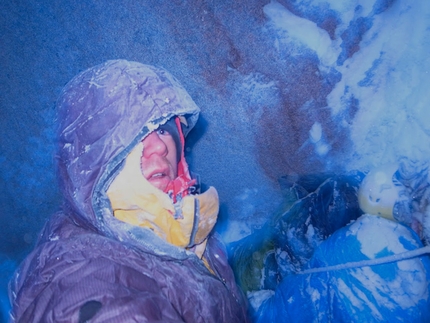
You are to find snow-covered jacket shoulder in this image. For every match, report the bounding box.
[10,213,247,322]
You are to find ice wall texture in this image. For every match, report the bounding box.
[1,0,430,320]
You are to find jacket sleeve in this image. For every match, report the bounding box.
[10,237,185,323]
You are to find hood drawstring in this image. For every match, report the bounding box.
[164,117,196,219]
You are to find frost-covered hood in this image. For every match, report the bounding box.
[57,60,200,253]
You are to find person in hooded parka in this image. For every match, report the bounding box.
[9,60,249,323]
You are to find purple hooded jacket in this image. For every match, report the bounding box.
[9,60,249,323]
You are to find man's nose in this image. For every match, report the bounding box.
[142,132,167,157]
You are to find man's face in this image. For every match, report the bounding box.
[141,128,178,191]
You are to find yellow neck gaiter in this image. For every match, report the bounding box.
[106,142,219,258]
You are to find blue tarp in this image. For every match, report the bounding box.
[255,215,430,322]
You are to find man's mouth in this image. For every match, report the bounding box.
[150,172,167,179]
[146,170,172,191]
[147,166,170,179]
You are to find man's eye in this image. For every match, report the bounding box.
[157,129,168,135]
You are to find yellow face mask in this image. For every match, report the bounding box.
[106,141,219,258]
